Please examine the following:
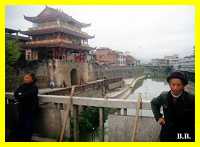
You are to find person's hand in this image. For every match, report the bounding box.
[158,117,166,126]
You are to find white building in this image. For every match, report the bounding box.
[164,54,179,66]
[117,52,126,66]
[174,54,194,73]
[151,58,169,67]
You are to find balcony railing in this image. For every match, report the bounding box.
[26,38,72,45]
[29,23,88,36]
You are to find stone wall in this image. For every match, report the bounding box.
[6,60,49,91]
[108,114,160,142]
[6,58,144,91]
[25,60,97,88]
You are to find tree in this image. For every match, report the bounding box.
[6,39,21,66]
[6,39,21,91]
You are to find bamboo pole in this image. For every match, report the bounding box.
[58,86,75,142]
[131,93,142,141]
[99,107,104,141]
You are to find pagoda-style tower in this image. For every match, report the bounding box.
[22,6,96,87]
[23,6,94,62]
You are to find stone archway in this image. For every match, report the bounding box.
[70,68,78,86]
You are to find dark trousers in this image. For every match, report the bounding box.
[15,111,34,141]
[160,123,194,142]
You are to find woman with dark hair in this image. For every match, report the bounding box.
[151,71,194,142]
[13,73,39,141]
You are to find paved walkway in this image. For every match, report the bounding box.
[105,78,135,98]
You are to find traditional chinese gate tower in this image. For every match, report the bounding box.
[23,6,95,87]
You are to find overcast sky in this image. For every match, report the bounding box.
[6,5,194,62]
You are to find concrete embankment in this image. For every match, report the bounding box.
[106,75,146,99]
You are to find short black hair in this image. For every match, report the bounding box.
[26,72,37,83]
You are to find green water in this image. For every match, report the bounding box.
[129,78,170,100]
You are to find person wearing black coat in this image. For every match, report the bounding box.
[151,71,195,142]
[13,73,39,141]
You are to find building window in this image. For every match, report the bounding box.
[26,49,32,60]
[26,49,38,61]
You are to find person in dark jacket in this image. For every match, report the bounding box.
[13,73,39,141]
[151,71,194,142]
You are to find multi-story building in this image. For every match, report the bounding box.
[20,6,95,87]
[95,48,138,67]
[175,54,194,73]
[164,54,179,67]
[151,58,169,67]
[22,6,94,62]
[95,47,118,65]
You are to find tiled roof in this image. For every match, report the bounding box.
[24,6,91,28]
